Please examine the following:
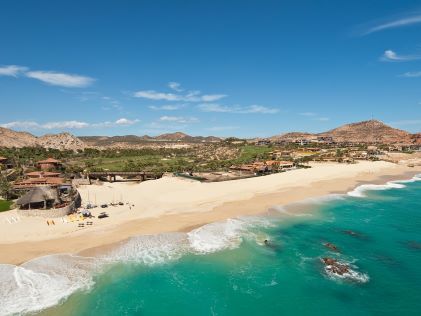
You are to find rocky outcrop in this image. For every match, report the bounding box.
[0,128,86,151]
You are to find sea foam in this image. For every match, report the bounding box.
[0,216,270,315]
[0,255,97,316]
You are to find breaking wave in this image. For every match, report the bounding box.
[347,175,421,198]
[0,255,98,316]
[0,216,271,315]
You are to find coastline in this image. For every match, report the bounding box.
[1,161,420,265]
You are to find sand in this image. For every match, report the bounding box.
[1,161,420,265]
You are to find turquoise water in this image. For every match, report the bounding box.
[2,176,421,316]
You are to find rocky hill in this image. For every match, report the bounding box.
[318,120,412,144]
[271,120,418,145]
[37,133,87,151]
[0,127,38,147]
[0,128,86,150]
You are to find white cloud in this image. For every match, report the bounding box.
[198,103,279,114]
[0,65,27,77]
[168,82,183,92]
[0,120,89,130]
[159,116,199,123]
[1,118,139,130]
[363,14,421,35]
[381,50,421,62]
[148,104,186,111]
[399,71,421,78]
[133,85,226,102]
[115,118,140,126]
[0,121,41,129]
[25,71,95,87]
[314,117,330,121]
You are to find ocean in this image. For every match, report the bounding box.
[1,175,421,316]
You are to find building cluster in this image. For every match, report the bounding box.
[2,157,81,217]
[229,160,294,174]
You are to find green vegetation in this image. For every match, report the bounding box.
[0,144,278,174]
[0,199,13,212]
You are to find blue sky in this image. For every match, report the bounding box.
[1,0,421,137]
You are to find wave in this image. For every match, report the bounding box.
[0,255,98,316]
[0,216,271,315]
[347,174,421,198]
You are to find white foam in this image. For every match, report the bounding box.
[188,219,246,254]
[104,233,189,265]
[0,254,97,316]
[0,216,274,315]
[324,265,370,283]
[188,216,272,254]
[347,181,406,198]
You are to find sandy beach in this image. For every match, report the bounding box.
[1,161,420,265]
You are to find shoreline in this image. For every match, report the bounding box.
[1,162,420,265]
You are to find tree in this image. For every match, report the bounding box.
[0,176,12,200]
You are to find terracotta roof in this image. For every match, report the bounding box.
[26,171,61,177]
[14,177,66,187]
[0,156,7,160]
[37,158,61,164]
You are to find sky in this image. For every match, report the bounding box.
[1,0,421,137]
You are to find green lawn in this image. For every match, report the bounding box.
[0,200,13,212]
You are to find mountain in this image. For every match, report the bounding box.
[318,120,411,144]
[0,127,38,147]
[79,132,221,147]
[270,120,417,145]
[37,133,87,151]
[0,128,86,150]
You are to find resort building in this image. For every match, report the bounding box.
[14,170,69,190]
[37,158,62,171]
[16,186,59,210]
[16,185,81,217]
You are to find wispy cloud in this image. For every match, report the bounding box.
[362,13,421,35]
[0,65,27,77]
[114,118,140,126]
[380,50,421,62]
[26,71,95,88]
[314,117,329,121]
[159,116,199,123]
[148,104,186,111]
[0,118,139,131]
[198,103,279,114]
[168,81,183,92]
[133,83,226,103]
[399,71,421,78]
[0,64,95,88]
[134,90,226,102]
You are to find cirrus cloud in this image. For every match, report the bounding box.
[25,71,95,88]
[0,65,28,77]
[198,103,279,114]
[0,118,139,131]
[381,50,421,62]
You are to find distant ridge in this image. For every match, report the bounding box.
[1,120,420,150]
[79,132,222,147]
